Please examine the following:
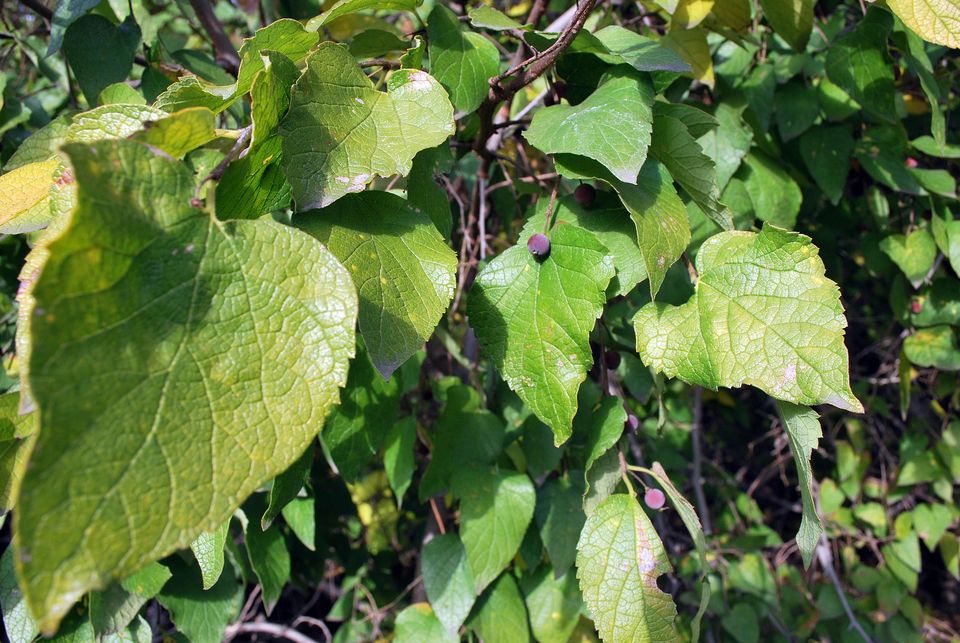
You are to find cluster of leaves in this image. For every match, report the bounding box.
[0,0,958,642]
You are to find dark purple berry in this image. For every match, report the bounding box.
[574,183,596,207]
[554,82,568,101]
[527,233,551,260]
[604,350,621,370]
[644,488,666,510]
[624,413,639,434]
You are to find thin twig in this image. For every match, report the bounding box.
[20,0,52,21]
[187,0,241,75]
[359,58,401,69]
[691,386,713,535]
[224,621,319,643]
[816,536,874,643]
[291,617,332,643]
[681,252,699,284]
[478,175,488,259]
[429,497,446,535]
[194,125,252,201]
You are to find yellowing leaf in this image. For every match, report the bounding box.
[660,28,714,88]
[0,159,59,234]
[15,139,357,631]
[888,0,960,49]
[673,0,715,28]
[634,225,863,413]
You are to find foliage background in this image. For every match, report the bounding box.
[0,0,958,642]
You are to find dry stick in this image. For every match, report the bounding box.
[194,125,252,201]
[816,536,875,643]
[188,0,241,75]
[224,621,320,643]
[291,617,333,643]
[429,497,447,535]
[478,175,489,259]
[690,386,713,535]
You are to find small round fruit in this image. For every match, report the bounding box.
[574,183,596,207]
[910,299,922,314]
[527,233,551,259]
[604,350,621,370]
[624,413,639,434]
[644,488,666,510]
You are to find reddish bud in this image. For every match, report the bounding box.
[644,488,666,510]
[905,157,919,169]
[910,299,923,314]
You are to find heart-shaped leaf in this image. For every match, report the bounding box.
[281,42,455,209]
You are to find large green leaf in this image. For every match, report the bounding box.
[297,191,456,378]
[824,7,897,123]
[650,114,732,230]
[776,402,824,569]
[740,151,802,228]
[307,0,423,31]
[46,0,100,56]
[526,68,653,184]
[887,0,960,49]
[468,573,531,643]
[468,224,614,444]
[576,494,679,642]
[0,158,59,235]
[428,5,501,113]
[452,467,535,593]
[89,563,171,637]
[421,533,476,634]
[904,325,960,370]
[244,505,290,614]
[593,26,692,72]
[14,140,357,631]
[634,225,863,412]
[521,566,583,643]
[535,474,586,577]
[62,15,140,105]
[281,43,454,209]
[698,103,752,191]
[799,125,854,204]
[759,0,813,51]
[554,155,690,299]
[394,603,458,643]
[157,557,244,643]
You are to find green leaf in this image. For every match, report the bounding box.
[913,503,953,551]
[157,556,243,643]
[235,20,319,100]
[912,135,960,159]
[576,494,680,643]
[535,474,586,577]
[4,115,72,171]
[554,155,690,299]
[740,151,802,228]
[319,341,402,481]
[799,125,854,204]
[526,68,653,184]
[216,136,292,221]
[384,416,417,507]
[62,15,140,105]
[904,325,960,370]
[99,83,146,106]
[932,209,960,275]
[880,229,937,288]
[419,386,505,499]
[521,566,583,643]
[468,573,531,643]
[250,51,301,148]
[776,402,824,568]
[580,395,626,486]
[524,192,645,297]
[296,191,456,378]
[65,103,165,143]
[407,145,454,238]
[0,158,59,234]
[824,7,897,123]
[593,26,692,73]
[653,102,717,139]
[46,0,100,56]
[307,0,423,31]
[759,0,813,51]
[650,113,732,230]
[698,103,752,191]
[774,80,818,141]
[468,224,614,444]
[0,394,37,513]
[1,547,39,643]
[428,5,501,114]
[882,533,922,591]
[887,0,960,48]
[89,563,172,637]
[281,42,454,209]
[634,224,863,413]
[645,463,710,642]
[15,139,357,631]
[395,603,458,643]
[721,603,759,643]
[131,107,217,158]
[855,127,924,195]
[244,501,291,614]
[262,448,313,530]
[468,6,524,31]
[583,447,622,516]
[281,496,316,550]
[190,522,230,590]
[452,467,535,593]
[421,533,476,633]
